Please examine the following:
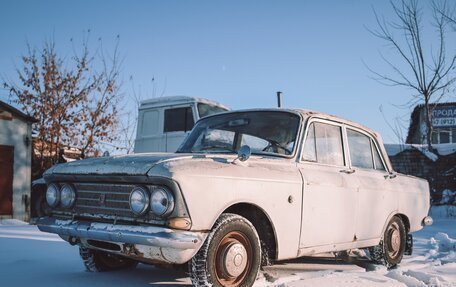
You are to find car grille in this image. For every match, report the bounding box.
[66,183,162,223]
[74,183,133,217]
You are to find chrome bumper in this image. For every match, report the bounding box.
[37,217,207,263]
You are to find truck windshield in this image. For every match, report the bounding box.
[197,103,229,118]
[178,111,300,157]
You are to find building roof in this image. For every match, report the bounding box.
[0,100,37,123]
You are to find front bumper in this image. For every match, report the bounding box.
[37,217,207,264]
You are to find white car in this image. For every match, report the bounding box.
[37,109,432,287]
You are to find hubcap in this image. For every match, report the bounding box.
[215,231,252,287]
[222,243,248,277]
[391,229,400,252]
[386,222,401,258]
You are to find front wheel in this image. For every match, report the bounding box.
[369,216,406,269]
[188,213,261,287]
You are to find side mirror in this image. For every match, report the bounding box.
[237,145,251,162]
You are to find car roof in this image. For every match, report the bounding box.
[213,108,377,135]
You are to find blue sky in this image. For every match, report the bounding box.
[1,0,454,143]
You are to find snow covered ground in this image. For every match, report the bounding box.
[0,213,454,287]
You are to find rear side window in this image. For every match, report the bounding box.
[347,129,373,169]
[303,122,344,166]
[164,107,194,132]
[372,140,386,171]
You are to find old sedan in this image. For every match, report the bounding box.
[37,109,432,287]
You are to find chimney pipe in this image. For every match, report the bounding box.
[277,91,282,108]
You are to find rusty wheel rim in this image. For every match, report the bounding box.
[386,222,401,258]
[214,231,252,287]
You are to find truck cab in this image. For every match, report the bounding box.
[134,96,229,153]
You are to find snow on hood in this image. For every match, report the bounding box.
[46,153,192,176]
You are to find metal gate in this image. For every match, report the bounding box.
[0,145,14,215]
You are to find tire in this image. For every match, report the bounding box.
[188,213,261,287]
[369,216,406,269]
[79,247,138,272]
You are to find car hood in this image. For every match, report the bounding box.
[45,153,193,176]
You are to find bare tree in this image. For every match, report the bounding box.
[436,1,456,27]
[2,35,122,177]
[114,76,144,155]
[368,0,456,151]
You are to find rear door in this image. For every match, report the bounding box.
[0,145,14,215]
[345,128,396,241]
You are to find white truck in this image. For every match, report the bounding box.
[134,96,230,153]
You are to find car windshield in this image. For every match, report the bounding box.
[178,111,301,157]
[197,103,229,118]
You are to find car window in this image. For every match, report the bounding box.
[302,123,317,162]
[164,107,194,132]
[347,129,374,169]
[372,140,386,171]
[303,122,344,166]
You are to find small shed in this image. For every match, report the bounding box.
[0,100,36,221]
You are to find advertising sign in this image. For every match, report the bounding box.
[432,106,456,128]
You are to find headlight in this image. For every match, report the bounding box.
[46,184,60,207]
[60,184,76,208]
[150,187,174,217]
[129,186,150,215]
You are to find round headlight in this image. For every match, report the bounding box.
[129,186,150,215]
[46,184,60,207]
[150,187,174,217]
[60,184,76,208]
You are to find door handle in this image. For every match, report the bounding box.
[340,169,355,174]
[384,172,397,179]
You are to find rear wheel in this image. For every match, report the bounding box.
[79,247,138,272]
[188,213,261,287]
[369,216,406,269]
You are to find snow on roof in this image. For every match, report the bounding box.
[384,143,456,161]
